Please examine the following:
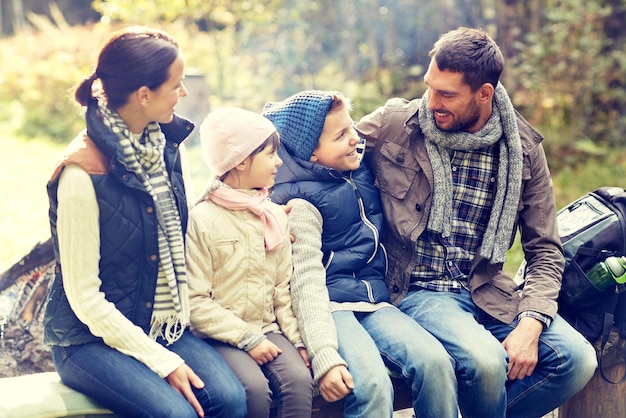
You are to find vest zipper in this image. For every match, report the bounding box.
[344,176,379,264]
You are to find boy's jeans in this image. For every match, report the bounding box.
[334,307,458,418]
[52,330,246,418]
[399,288,597,418]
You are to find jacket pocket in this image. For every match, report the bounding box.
[209,238,240,271]
[376,142,423,200]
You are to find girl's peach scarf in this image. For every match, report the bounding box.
[209,187,285,251]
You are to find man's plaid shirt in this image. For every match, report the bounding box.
[410,145,497,292]
[409,144,551,327]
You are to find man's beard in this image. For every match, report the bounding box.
[435,100,480,132]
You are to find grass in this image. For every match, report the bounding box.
[502,145,626,276]
[0,135,66,272]
[2,133,626,279]
[0,133,210,273]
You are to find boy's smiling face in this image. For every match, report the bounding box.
[310,106,361,172]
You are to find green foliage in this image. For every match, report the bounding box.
[2,0,626,158]
[4,0,626,281]
[551,146,626,205]
[0,11,106,142]
[514,0,626,150]
[92,0,277,29]
[90,0,480,112]
[0,134,66,271]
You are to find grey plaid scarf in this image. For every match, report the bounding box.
[98,98,189,344]
[418,82,523,263]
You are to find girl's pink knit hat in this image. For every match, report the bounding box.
[200,106,277,177]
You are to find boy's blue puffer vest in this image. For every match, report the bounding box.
[43,98,193,346]
[271,144,390,304]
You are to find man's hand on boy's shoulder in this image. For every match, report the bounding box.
[281,203,292,215]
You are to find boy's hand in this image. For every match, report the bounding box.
[298,346,311,368]
[318,365,354,402]
[282,204,296,242]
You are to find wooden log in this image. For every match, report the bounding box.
[558,329,626,418]
[0,238,53,293]
[558,363,626,418]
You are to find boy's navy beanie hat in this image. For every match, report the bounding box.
[262,90,334,161]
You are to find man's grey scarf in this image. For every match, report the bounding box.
[418,82,522,263]
[98,98,189,344]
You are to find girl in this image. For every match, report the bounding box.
[43,26,245,418]
[186,106,314,418]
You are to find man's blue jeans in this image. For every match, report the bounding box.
[398,288,597,418]
[51,330,247,418]
[333,307,458,418]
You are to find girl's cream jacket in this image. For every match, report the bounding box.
[185,191,301,348]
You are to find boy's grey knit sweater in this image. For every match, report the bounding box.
[287,198,392,383]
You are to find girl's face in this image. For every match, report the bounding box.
[145,52,188,124]
[237,143,283,189]
[310,106,360,172]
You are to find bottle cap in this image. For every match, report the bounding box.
[606,256,626,284]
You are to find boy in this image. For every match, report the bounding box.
[264,90,457,418]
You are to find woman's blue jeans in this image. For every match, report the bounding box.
[398,288,597,418]
[51,330,247,418]
[333,307,458,418]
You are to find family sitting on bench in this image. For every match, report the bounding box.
[38,24,596,418]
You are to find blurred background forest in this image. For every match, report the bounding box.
[1,0,626,273]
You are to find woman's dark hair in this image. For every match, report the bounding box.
[75,26,180,109]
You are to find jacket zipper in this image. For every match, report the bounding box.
[344,175,379,264]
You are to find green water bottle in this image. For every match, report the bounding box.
[585,256,626,291]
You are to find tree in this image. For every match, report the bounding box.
[1,0,98,35]
[1,0,24,35]
[513,0,626,150]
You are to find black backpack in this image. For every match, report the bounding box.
[554,186,626,383]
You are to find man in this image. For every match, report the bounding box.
[356,27,597,418]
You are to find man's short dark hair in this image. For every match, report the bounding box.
[429,27,504,91]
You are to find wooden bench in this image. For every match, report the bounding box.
[301,376,412,418]
[0,371,413,418]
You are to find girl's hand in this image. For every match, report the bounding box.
[248,339,282,365]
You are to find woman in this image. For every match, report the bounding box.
[43,26,246,418]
